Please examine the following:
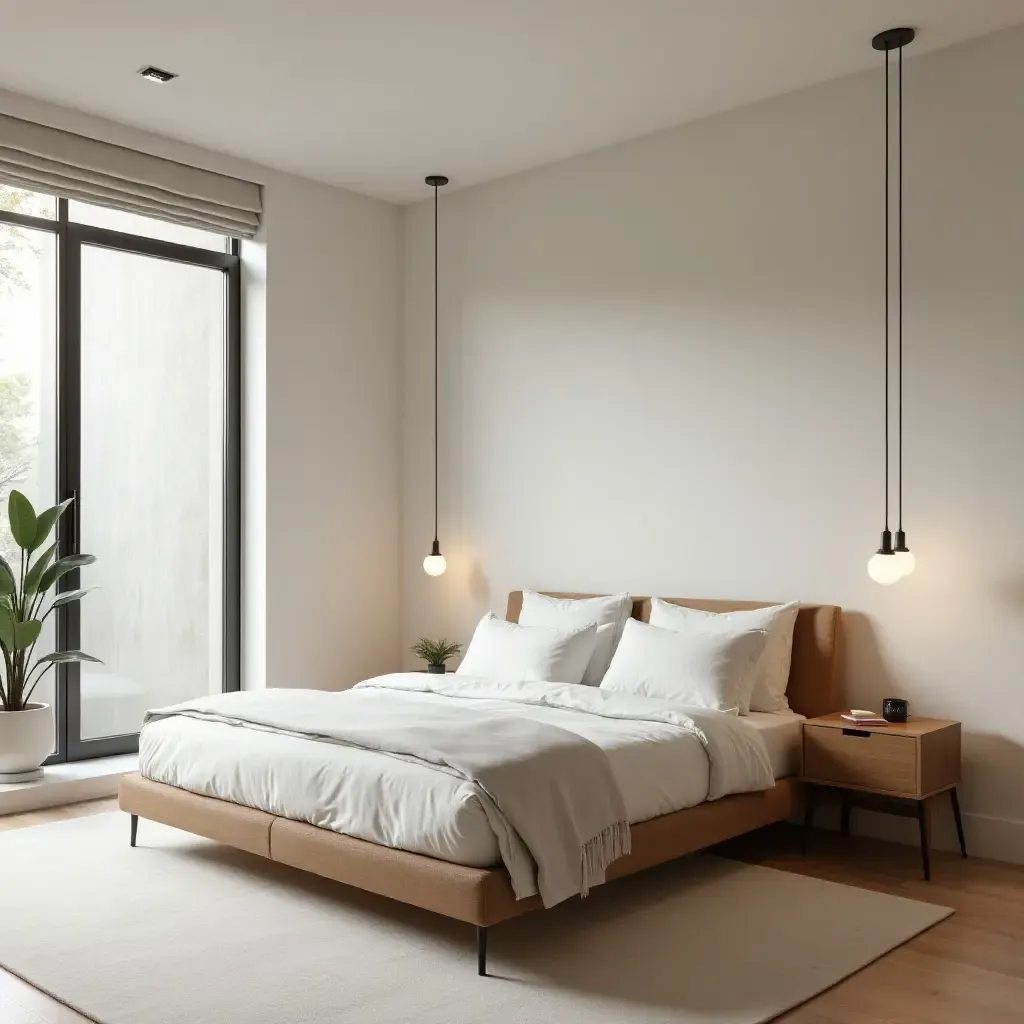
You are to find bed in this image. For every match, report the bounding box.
[118,593,842,974]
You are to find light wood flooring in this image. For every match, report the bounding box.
[1,800,1021,1023]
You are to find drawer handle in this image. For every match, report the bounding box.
[841,728,872,738]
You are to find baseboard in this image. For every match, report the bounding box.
[0,754,136,816]
[954,811,1024,865]
[803,798,1024,866]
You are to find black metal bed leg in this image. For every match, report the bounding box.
[476,925,488,976]
[130,813,138,848]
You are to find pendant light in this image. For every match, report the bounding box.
[867,27,915,586]
[889,29,915,581]
[422,175,449,577]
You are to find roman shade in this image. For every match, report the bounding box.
[0,113,262,238]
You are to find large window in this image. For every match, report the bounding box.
[0,184,240,761]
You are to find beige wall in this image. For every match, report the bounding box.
[263,174,402,688]
[4,24,1022,861]
[401,27,1024,862]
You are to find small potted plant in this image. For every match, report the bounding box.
[410,637,462,674]
[0,490,99,782]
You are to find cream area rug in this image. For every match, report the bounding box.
[0,813,951,1024]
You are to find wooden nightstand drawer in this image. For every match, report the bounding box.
[801,714,964,881]
[803,725,918,796]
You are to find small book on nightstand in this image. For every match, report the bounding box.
[840,709,887,725]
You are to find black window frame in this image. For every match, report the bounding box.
[0,195,241,762]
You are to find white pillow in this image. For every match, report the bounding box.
[456,612,598,685]
[600,618,768,713]
[518,591,632,685]
[649,599,799,713]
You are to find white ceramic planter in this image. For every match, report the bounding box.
[0,703,53,783]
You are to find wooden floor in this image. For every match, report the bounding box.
[720,825,1024,1024]
[1,801,1022,1023]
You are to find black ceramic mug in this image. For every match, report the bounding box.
[882,698,909,723]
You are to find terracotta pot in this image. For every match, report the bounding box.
[0,703,53,783]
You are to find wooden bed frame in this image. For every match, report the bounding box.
[118,593,842,975]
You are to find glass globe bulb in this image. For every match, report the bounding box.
[867,552,902,586]
[423,553,447,577]
[892,549,916,578]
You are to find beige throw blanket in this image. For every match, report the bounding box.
[144,685,630,907]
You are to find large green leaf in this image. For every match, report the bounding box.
[24,542,58,595]
[30,498,73,552]
[0,606,13,650]
[7,490,37,550]
[0,554,14,596]
[12,618,41,651]
[37,553,97,595]
[35,650,102,666]
[49,587,95,610]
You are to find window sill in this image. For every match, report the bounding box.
[0,753,137,816]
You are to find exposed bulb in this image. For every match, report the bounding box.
[423,553,447,577]
[868,552,903,586]
[892,549,916,579]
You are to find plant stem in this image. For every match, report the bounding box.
[12,549,27,709]
[21,663,54,707]
[19,547,27,619]
[0,633,12,705]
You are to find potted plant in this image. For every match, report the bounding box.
[0,490,99,782]
[410,637,462,675]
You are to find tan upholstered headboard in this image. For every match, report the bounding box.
[505,592,842,720]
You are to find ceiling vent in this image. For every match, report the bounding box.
[137,66,178,84]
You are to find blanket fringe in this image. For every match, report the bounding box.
[580,820,631,897]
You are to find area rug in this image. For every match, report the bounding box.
[0,813,951,1024]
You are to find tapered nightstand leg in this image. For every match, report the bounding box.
[802,784,817,854]
[130,813,138,848]
[950,787,967,858]
[917,801,931,881]
[840,792,852,838]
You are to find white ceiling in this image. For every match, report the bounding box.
[3,0,1024,203]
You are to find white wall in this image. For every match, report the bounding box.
[263,174,401,688]
[0,86,403,694]
[401,27,1024,862]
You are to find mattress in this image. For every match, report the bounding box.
[142,712,710,868]
[141,689,774,870]
[742,711,805,780]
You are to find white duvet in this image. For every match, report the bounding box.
[139,673,775,869]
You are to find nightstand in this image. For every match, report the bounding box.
[800,714,965,880]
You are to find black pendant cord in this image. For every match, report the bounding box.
[884,47,890,535]
[897,42,904,535]
[871,26,914,559]
[424,174,448,561]
[433,181,439,547]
